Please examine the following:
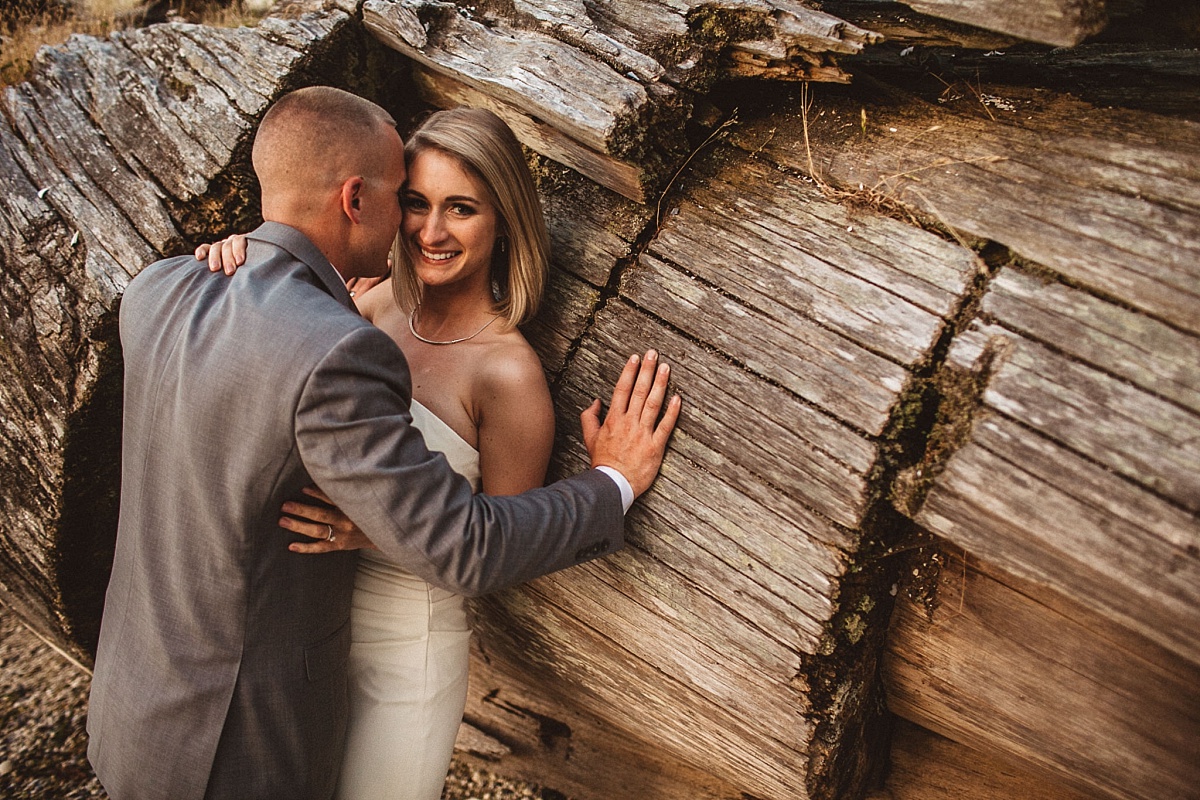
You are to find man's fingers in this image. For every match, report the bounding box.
[288,541,336,554]
[301,485,333,505]
[280,500,335,527]
[580,399,602,449]
[637,362,670,426]
[608,353,641,415]
[653,394,683,448]
[626,350,659,412]
[195,243,211,263]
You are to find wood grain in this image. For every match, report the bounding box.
[733,84,1200,336]
[898,0,1107,46]
[884,556,1200,800]
[866,719,1097,800]
[916,413,1200,663]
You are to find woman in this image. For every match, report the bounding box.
[199,107,556,800]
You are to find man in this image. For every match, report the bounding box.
[87,86,679,800]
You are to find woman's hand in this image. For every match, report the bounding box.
[194,234,248,275]
[346,275,388,299]
[280,486,379,554]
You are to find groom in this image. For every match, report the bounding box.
[87,86,680,800]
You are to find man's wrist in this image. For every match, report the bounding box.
[594,466,634,514]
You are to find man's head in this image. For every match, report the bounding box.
[252,86,405,280]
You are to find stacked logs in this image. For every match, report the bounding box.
[0,0,1195,798]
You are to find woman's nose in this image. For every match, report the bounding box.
[420,211,448,243]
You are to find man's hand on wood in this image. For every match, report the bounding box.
[581,349,681,499]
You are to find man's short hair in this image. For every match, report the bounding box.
[252,86,397,191]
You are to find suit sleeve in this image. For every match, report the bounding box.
[294,325,624,596]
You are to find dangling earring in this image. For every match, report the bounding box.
[496,236,508,254]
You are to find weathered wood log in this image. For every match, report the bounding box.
[2,2,1199,799]
[884,555,1200,800]
[0,5,366,657]
[895,0,1108,46]
[362,0,881,200]
[731,82,1200,336]
[864,719,1095,800]
[727,75,1198,797]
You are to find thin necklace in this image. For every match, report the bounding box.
[409,305,500,345]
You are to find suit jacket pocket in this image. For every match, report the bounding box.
[304,619,351,682]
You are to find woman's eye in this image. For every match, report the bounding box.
[402,197,428,212]
[450,203,476,217]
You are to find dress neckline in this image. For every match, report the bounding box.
[410,398,477,454]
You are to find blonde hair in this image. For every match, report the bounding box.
[391,108,550,328]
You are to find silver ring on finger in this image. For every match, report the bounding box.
[326,524,336,543]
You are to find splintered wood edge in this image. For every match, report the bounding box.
[412,67,648,202]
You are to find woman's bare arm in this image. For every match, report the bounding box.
[475,343,556,497]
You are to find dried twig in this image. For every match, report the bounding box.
[654,109,740,233]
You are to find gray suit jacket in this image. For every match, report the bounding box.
[87,222,623,800]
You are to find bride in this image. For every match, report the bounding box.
[200,107,562,800]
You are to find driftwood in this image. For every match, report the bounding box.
[1,1,1198,799]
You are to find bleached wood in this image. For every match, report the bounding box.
[898,0,1107,46]
[884,557,1200,800]
[733,85,1200,336]
[637,145,980,435]
[411,65,649,202]
[579,300,876,527]
[916,413,1200,663]
[362,0,653,157]
[982,267,1200,413]
[948,322,1199,510]
[648,148,977,366]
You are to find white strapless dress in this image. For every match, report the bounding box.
[336,400,480,800]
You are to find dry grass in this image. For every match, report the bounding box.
[0,0,270,88]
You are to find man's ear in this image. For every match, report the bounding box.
[341,177,366,223]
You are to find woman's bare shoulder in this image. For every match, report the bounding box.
[475,330,550,396]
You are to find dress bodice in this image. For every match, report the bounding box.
[359,399,481,569]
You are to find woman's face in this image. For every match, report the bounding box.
[401,148,501,292]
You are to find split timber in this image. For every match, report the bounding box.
[0,0,1196,798]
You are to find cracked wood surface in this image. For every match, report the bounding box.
[729,78,1198,798]
[885,557,1200,800]
[1,3,1198,800]
[734,84,1200,337]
